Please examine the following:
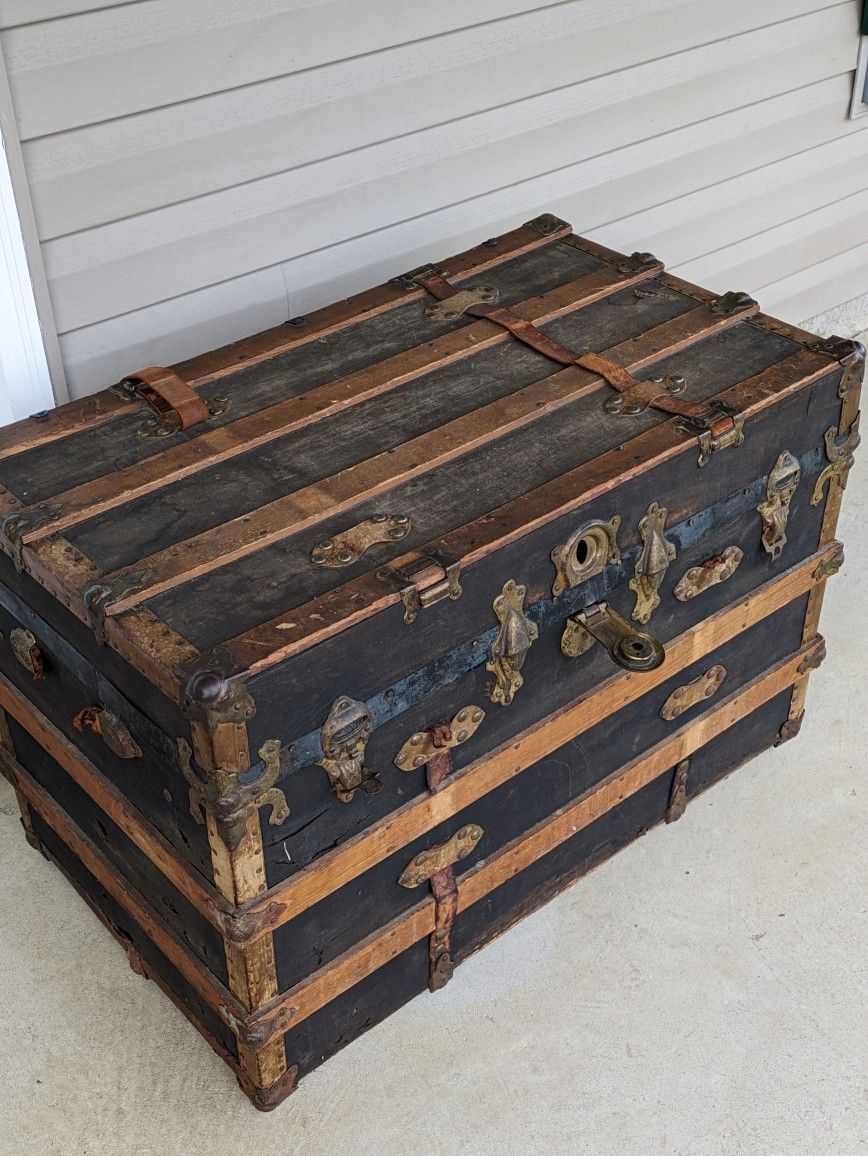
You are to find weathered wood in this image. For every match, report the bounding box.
[95,300,748,618]
[222,348,832,674]
[232,540,839,943]
[242,641,816,1049]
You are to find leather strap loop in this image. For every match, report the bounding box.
[121,366,210,430]
[414,270,736,434]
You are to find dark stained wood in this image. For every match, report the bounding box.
[95,302,757,619]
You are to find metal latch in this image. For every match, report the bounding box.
[675,403,746,468]
[757,450,801,560]
[9,628,45,680]
[629,502,676,624]
[394,705,485,792]
[561,601,665,672]
[317,696,379,803]
[310,513,411,568]
[486,580,538,706]
[399,825,484,991]
[378,549,462,624]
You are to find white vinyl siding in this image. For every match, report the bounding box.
[0,0,865,399]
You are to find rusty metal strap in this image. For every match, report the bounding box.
[414,270,737,434]
[118,366,211,430]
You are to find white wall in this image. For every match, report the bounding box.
[0,0,866,401]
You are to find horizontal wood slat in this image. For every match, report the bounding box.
[0,742,249,1027]
[242,638,820,1047]
[231,542,839,943]
[225,344,832,673]
[0,217,563,464]
[19,256,656,543]
[96,298,751,619]
[0,668,230,930]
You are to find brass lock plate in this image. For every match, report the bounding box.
[394,706,485,771]
[562,601,665,672]
[398,825,484,888]
[551,517,621,598]
[757,450,801,560]
[310,513,411,568]
[660,665,727,721]
[486,580,538,706]
[674,546,743,601]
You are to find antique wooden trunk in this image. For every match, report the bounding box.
[0,214,861,1109]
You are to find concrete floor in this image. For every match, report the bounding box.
[0,392,865,1156]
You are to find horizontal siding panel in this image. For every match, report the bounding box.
[42,5,859,332]
[57,72,864,394]
[673,190,868,292]
[589,128,868,269]
[757,239,868,323]
[23,0,830,238]
[60,265,289,398]
[0,2,141,29]
[1,0,561,138]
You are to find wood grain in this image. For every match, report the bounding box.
[243,639,819,1047]
[232,541,839,942]
[98,301,750,618]
[0,669,229,927]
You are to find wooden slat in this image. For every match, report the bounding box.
[19,257,656,543]
[226,345,832,673]
[0,742,248,1025]
[96,299,753,619]
[0,216,565,463]
[231,542,839,943]
[242,639,819,1047]
[0,668,230,929]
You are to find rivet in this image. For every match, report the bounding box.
[410,733,424,745]
[337,549,353,563]
[414,755,425,767]
[457,710,467,722]
[649,375,663,383]
[471,710,483,723]
[371,513,388,523]
[396,753,405,763]
[457,730,468,742]
[394,514,410,524]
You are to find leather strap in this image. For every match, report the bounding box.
[121,366,210,429]
[415,270,737,432]
[428,866,459,991]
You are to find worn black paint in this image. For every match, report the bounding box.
[280,691,792,1081]
[2,242,600,506]
[8,718,227,982]
[271,597,807,991]
[242,363,841,767]
[28,811,238,1062]
[0,598,212,878]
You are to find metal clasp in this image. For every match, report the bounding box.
[378,549,462,624]
[561,601,665,672]
[486,580,538,706]
[317,696,378,803]
[757,450,801,560]
[629,502,676,624]
[811,414,861,506]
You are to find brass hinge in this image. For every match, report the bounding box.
[310,513,411,568]
[394,705,485,792]
[178,738,289,851]
[811,414,861,506]
[399,825,484,992]
[378,549,462,624]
